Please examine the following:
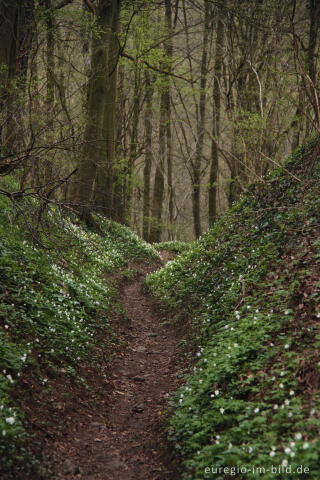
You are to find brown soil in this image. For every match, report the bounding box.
[48,257,183,480]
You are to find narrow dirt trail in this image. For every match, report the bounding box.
[51,257,182,480]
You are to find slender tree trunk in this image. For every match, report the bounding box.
[149,89,166,243]
[142,71,154,241]
[124,62,140,223]
[192,0,210,238]
[41,0,55,185]
[44,0,54,125]
[209,9,224,227]
[307,0,320,130]
[291,88,304,151]
[227,61,248,205]
[113,63,126,222]
[165,0,174,238]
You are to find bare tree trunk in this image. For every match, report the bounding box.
[291,88,304,151]
[142,71,154,241]
[0,1,34,155]
[149,89,166,243]
[124,62,140,223]
[94,0,120,215]
[113,63,126,223]
[165,0,174,239]
[209,7,224,227]
[41,0,56,185]
[72,0,121,220]
[192,0,210,238]
[307,0,320,130]
[44,0,55,124]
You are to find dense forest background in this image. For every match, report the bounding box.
[0,0,319,240]
[2,2,320,479]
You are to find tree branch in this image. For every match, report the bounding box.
[83,0,96,15]
[120,52,193,83]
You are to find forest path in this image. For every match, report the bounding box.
[52,254,182,480]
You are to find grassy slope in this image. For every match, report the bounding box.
[0,191,159,478]
[153,241,193,254]
[146,138,320,479]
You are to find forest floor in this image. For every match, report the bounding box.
[48,253,183,480]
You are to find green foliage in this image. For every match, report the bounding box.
[146,137,320,479]
[154,241,192,254]
[0,191,158,476]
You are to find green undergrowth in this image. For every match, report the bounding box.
[146,137,320,479]
[0,186,159,478]
[154,240,192,254]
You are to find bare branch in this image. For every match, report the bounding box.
[260,152,301,183]
[83,0,96,15]
[120,52,193,83]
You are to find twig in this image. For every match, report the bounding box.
[120,52,193,83]
[83,0,96,15]
[260,152,301,183]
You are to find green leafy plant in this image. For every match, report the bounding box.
[0,190,159,478]
[146,137,320,479]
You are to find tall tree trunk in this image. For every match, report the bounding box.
[307,0,320,130]
[41,0,55,185]
[208,8,224,227]
[94,0,120,215]
[72,0,121,220]
[44,0,54,126]
[124,62,140,223]
[149,89,166,243]
[192,0,209,238]
[113,63,126,223]
[0,1,34,155]
[142,71,154,241]
[165,0,174,239]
